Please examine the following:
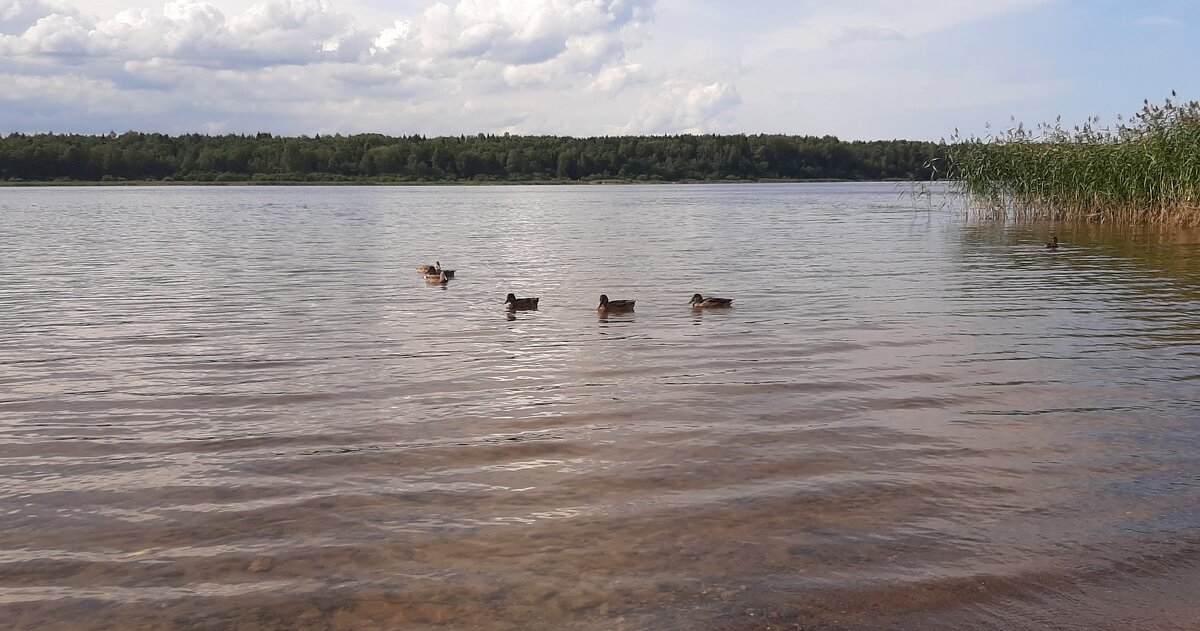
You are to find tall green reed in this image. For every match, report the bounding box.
[938,94,1200,225]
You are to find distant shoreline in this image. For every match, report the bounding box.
[0,133,942,184]
[0,178,921,187]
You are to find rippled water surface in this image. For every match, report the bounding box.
[3,184,1200,630]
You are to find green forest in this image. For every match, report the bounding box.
[0,132,944,183]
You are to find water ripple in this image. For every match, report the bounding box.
[1,184,1199,630]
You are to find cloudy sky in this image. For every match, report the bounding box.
[2,0,1197,139]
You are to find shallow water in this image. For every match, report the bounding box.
[2,183,1199,630]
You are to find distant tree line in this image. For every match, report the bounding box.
[0,132,945,183]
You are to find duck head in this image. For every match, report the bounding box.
[689,293,704,305]
[599,294,609,307]
[505,293,517,304]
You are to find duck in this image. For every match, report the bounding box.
[505,293,539,310]
[416,261,455,277]
[689,293,733,308]
[1046,236,1059,250]
[425,271,450,284]
[598,294,635,314]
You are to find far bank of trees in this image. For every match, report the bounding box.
[0,132,944,183]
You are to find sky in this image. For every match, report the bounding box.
[1,0,1198,139]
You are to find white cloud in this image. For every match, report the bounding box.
[624,80,740,134]
[371,19,411,54]
[2,0,1168,139]
[589,62,644,95]
[0,71,176,128]
[2,0,363,67]
[3,0,650,83]
[18,12,91,54]
[367,0,649,87]
[0,0,76,35]
[0,0,665,134]
[0,72,110,102]
[499,31,623,87]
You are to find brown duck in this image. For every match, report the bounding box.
[416,261,455,277]
[689,293,733,308]
[598,294,635,314]
[505,294,539,310]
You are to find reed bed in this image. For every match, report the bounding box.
[942,95,1200,226]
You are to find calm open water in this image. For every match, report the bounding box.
[2,183,1200,630]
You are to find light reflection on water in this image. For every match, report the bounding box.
[1,184,1199,630]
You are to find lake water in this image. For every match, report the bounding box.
[2,183,1199,630]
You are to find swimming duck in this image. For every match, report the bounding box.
[416,261,455,276]
[505,293,539,310]
[598,294,635,313]
[425,271,450,284]
[689,293,733,308]
[1046,236,1059,250]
